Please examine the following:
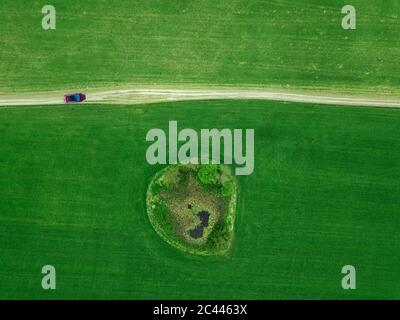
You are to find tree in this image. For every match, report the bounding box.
[197,164,218,186]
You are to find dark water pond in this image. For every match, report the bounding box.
[188,211,210,239]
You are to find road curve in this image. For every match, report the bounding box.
[1,88,400,108]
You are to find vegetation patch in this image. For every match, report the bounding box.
[146,164,237,256]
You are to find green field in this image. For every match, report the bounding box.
[1,100,400,299]
[1,0,400,95]
[1,0,400,300]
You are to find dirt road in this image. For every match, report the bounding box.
[1,88,400,108]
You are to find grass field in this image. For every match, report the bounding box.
[1,100,400,299]
[1,0,400,95]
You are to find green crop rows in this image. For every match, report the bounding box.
[1,100,400,299]
[1,0,400,95]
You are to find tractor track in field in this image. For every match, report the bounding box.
[1,88,400,108]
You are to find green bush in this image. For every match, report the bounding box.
[153,200,170,228]
[221,181,234,197]
[197,164,219,186]
[205,220,230,251]
[151,180,164,195]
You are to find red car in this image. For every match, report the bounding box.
[64,93,86,103]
